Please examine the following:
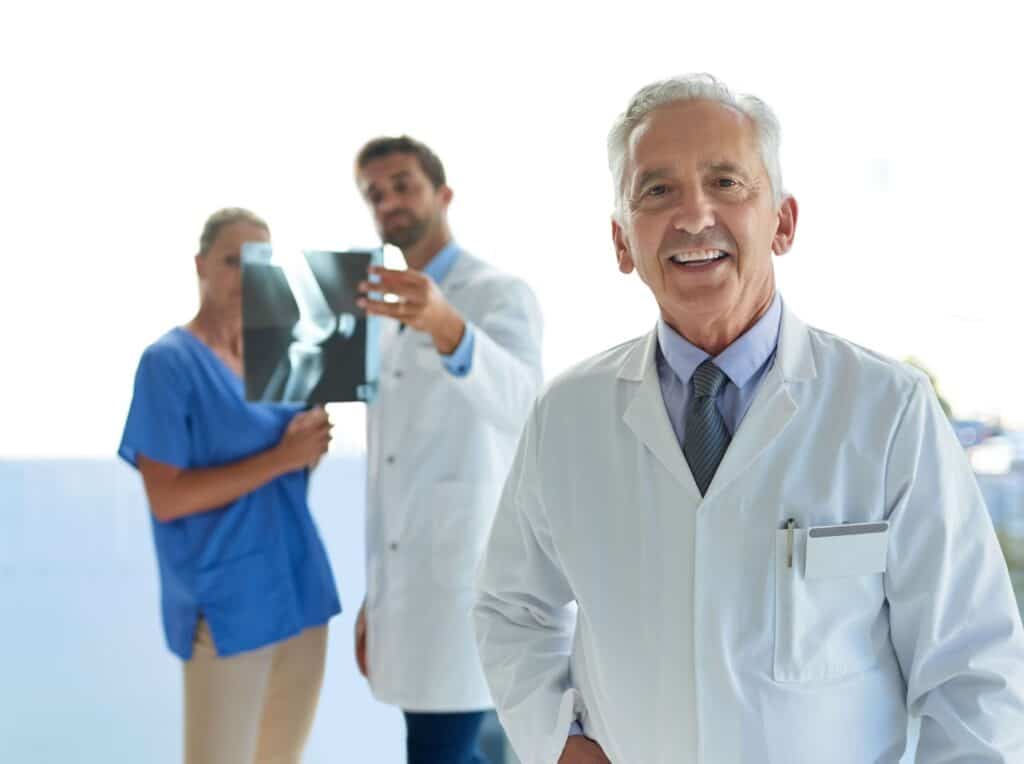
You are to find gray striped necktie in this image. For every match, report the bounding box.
[683,360,731,496]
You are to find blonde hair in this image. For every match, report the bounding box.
[197,207,269,256]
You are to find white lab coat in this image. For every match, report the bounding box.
[365,251,543,711]
[474,304,1024,763]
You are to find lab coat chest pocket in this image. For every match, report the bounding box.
[773,526,888,682]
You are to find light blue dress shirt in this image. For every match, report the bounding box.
[569,293,782,740]
[655,292,782,448]
[421,240,475,377]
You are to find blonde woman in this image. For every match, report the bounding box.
[118,208,340,763]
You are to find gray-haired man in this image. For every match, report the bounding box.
[473,74,1024,763]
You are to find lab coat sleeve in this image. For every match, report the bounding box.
[473,401,581,764]
[447,276,543,435]
[884,379,1024,761]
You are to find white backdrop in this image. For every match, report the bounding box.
[3,1,1022,457]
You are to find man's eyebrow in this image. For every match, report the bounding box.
[632,167,673,190]
[363,170,413,195]
[704,160,751,176]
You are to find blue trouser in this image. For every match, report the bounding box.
[403,710,487,764]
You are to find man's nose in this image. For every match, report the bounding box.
[670,187,716,235]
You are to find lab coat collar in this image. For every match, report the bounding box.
[618,302,817,501]
[436,247,477,295]
[775,301,817,384]
[421,241,461,285]
[618,300,816,384]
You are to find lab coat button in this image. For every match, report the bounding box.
[389,542,399,551]
[386,455,396,465]
[394,370,404,379]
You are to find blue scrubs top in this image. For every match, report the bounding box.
[118,327,341,659]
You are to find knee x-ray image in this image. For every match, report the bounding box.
[241,243,382,403]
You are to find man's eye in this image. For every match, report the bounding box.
[646,184,668,197]
[716,177,739,188]
[395,182,408,193]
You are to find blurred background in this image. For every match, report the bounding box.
[2,0,1022,760]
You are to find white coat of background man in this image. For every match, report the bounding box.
[353,135,543,764]
[473,75,1024,763]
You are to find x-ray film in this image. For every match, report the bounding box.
[241,243,383,403]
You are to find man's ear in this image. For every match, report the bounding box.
[612,217,634,274]
[439,185,454,208]
[194,254,205,278]
[771,195,798,255]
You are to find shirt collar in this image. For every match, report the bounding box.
[656,292,782,388]
[422,240,460,284]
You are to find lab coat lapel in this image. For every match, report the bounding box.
[702,304,817,501]
[620,330,703,502]
[436,249,475,302]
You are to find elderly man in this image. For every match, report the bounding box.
[473,74,1024,763]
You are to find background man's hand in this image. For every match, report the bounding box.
[354,601,369,678]
[358,266,466,354]
[558,735,611,763]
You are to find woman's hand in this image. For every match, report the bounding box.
[275,407,333,473]
[137,408,332,522]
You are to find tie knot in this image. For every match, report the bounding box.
[691,360,728,398]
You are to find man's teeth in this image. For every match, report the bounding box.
[669,250,727,265]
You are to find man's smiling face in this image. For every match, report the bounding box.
[613,98,795,334]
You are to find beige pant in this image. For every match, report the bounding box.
[183,619,328,764]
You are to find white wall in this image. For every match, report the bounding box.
[2,0,1022,458]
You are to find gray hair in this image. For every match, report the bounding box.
[607,73,784,219]
[197,207,269,256]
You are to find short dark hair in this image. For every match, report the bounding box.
[355,135,447,189]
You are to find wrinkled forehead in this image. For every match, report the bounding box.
[625,99,762,179]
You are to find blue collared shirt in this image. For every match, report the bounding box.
[422,241,475,377]
[656,293,783,449]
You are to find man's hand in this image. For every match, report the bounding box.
[558,736,611,763]
[354,601,369,678]
[357,266,466,354]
